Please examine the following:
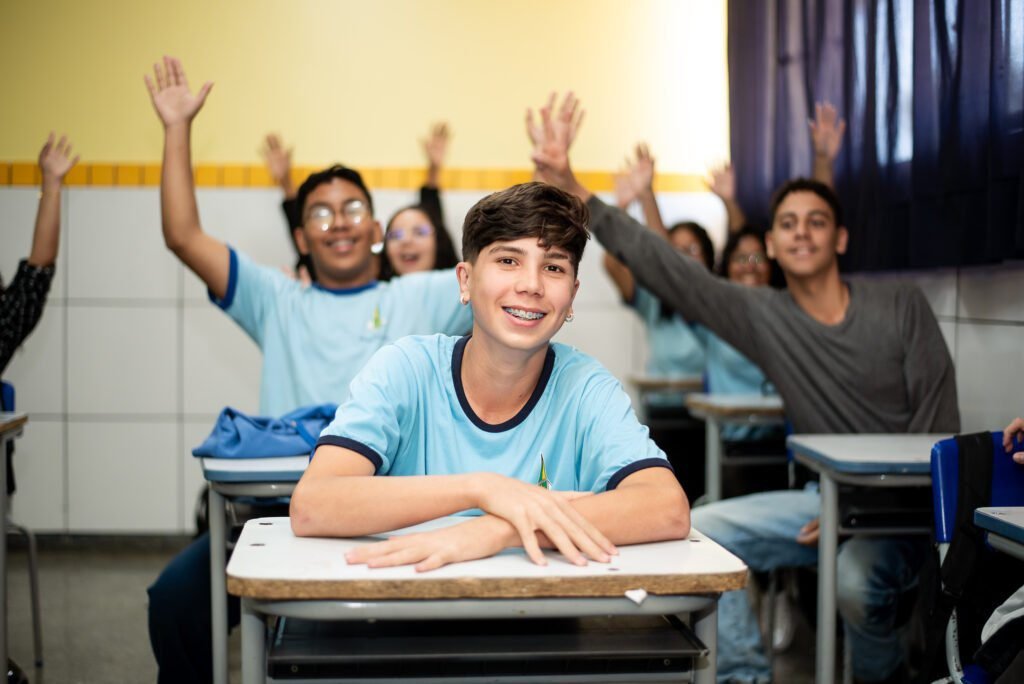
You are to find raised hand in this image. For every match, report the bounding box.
[38,133,79,184]
[262,134,293,191]
[346,515,514,572]
[143,56,213,128]
[707,163,736,201]
[809,101,847,161]
[627,143,655,196]
[1004,417,1024,465]
[422,122,450,171]
[472,472,614,566]
[614,170,636,209]
[527,92,585,193]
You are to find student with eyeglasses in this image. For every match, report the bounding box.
[143,57,473,684]
[262,122,459,283]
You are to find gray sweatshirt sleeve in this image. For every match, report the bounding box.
[899,286,961,433]
[587,195,765,364]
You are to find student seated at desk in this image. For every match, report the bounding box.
[529,93,959,684]
[143,56,473,684]
[291,182,690,568]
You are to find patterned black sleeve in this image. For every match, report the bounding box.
[0,260,55,375]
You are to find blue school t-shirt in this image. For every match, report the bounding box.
[211,248,473,416]
[316,334,672,500]
[630,287,706,407]
[696,326,780,442]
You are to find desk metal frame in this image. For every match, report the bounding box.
[794,453,931,684]
[975,508,1024,563]
[0,413,27,675]
[685,395,785,503]
[240,595,719,684]
[209,481,296,684]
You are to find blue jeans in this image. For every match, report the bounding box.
[146,532,240,684]
[692,487,927,683]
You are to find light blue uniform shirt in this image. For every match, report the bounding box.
[212,249,473,416]
[631,287,706,407]
[696,326,780,442]
[317,335,672,500]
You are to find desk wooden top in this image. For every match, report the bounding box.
[227,517,747,601]
[0,413,27,437]
[788,433,950,475]
[628,375,703,392]
[685,393,784,418]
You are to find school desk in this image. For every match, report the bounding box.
[0,412,28,673]
[202,455,308,684]
[685,394,785,502]
[975,507,1024,562]
[788,433,948,684]
[227,516,748,684]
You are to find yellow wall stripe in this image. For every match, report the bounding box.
[0,162,709,193]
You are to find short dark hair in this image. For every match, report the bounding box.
[379,204,460,281]
[295,164,375,218]
[668,221,714,271]
[769,178,844,228]
[462,182,590,272]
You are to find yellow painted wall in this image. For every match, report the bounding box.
[0,0,728,186]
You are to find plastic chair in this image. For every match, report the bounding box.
[2,380,43,668]
[929,431,1024,684]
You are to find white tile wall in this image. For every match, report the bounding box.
[958,262,1024,322]
[182,305,261,416]
[4,183,1023,533]
[67,188,180,301]
[3,302,64,415]
[9,419,65,532]
[67,306,179,415]
[67,421,179,532]
[954,323,1024,432]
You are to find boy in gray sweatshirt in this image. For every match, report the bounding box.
[528,93,959,683]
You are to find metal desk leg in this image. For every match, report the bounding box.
[816,474,839,684]
[692,601,718,684]
[0,435,8,675]
[705,417,722,502]
[209,486,228,684]
[240,598,265,684]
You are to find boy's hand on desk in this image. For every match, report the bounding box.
[471,473,615,566]
[345,515,511,572]
[796,518,820,545]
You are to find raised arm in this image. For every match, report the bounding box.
[809,102,846,189]
[530,93,763,356]
[422,122,449,190]
[707,163,747,233]
[29,133,79,267]
[626,143,667,237]
[262,133,296,200]
[144,56,230,298]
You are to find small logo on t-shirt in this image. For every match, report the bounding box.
[537,453,551,489]
[367,305,385,330]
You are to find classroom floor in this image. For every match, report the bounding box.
[4,538,827,684]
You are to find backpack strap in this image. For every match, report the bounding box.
[918,432,994,682]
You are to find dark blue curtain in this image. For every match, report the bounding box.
[728,0,1024,271]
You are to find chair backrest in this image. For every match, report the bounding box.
[931,431,1024,544]
[0,381,13,412]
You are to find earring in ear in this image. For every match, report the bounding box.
[565,312,575,323]
[460,294,469,305]
[370,241,384,255]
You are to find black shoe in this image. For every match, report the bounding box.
[7,659,28,684]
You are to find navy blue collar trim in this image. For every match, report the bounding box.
[312,280,379,295]
[451,335,556,433]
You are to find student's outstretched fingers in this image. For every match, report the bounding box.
[542,503,613,563]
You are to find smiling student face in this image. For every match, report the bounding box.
[766,190,848,280]
[294,178,383,287]
[457,237,579,356]
[385,208,437,275]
